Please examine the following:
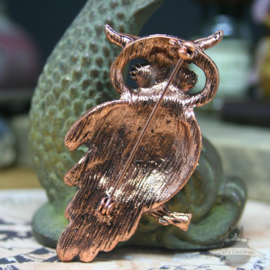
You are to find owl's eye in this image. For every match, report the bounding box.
[125,59,151,88]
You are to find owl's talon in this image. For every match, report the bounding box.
[150,204,192,231]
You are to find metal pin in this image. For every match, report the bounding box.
[103,43,195,210]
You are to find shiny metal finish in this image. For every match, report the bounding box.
[56,25,223,262]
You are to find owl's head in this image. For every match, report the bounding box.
[105,25,223,107]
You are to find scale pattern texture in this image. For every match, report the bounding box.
[29,0,163,209]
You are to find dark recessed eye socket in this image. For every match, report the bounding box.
[186,63,205,95]
[124,59,150,89]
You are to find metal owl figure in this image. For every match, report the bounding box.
[56,25,224,262]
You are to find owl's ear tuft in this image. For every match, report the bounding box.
[105,25,138,48]
[194,30,224,51]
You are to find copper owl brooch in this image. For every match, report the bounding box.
[56,25,223,262]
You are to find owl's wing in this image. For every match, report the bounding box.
[65,99,127,151]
